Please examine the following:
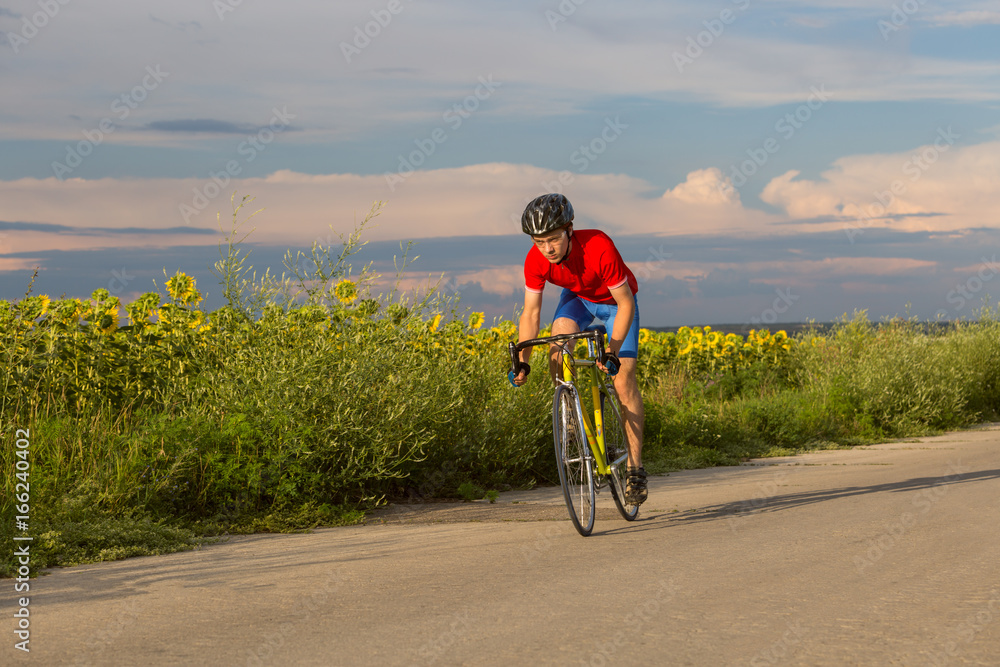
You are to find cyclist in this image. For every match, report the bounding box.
[509,193,647,505]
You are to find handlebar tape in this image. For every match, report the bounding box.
[603,353,620,376]
[508,362,531,387]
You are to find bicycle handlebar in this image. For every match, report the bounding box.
[507,329,606,376]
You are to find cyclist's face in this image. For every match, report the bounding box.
[532,227,570,262]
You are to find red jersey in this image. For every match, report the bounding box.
[524,229,638,303]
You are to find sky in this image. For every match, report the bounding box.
[1,0,999,327]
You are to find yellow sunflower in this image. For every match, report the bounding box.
[497,320,517,338]
[100,306,120,334]
[334,279,358,304]
[18,296,47,322]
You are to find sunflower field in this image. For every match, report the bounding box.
[635,326,795,380]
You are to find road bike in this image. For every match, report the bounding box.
[509,325,638,536]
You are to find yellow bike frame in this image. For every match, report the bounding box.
[560,343,612,477]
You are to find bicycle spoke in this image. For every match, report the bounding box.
[603,390,639,521]
[553,385,595,536]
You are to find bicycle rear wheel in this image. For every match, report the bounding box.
[602,390,639,521]
[553,384,595,536]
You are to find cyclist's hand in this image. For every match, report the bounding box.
[597,352,620,376]
[508,362,531,387]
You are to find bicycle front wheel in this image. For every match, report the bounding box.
[603,391,639,521]
[553,384,595,536]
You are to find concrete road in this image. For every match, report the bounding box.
[7,428,1000,666]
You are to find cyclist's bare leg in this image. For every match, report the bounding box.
[612,357,644,469]
[548,317,579,383]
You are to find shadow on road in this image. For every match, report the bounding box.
[668,466,1000,527]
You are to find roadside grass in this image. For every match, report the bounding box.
[640,311,1000,474]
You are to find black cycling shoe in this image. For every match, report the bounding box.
[626,467,648,505]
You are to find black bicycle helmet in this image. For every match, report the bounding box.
[521,194,574,236]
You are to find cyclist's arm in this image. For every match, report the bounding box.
[606,283,635,357]
[517,289,543,366]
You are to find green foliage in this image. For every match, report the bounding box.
[30,516,198,574]
[639,308,1000,473]
[457,482,486,501]
[0,199,554,574]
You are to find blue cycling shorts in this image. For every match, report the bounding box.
[552,288,640,359]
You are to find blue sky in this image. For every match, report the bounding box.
[1,0,999,326]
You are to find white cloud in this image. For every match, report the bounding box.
[3,139,998,262]
[0,163,780,257]
[662,168,740,206]
[389,266,524,299]
[927,10,1000,26]
[785,16,831,29]
[760,139,1000,234]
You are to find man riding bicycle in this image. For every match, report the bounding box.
[509,193,647,505]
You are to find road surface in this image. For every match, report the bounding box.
[7,428,1000,665]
